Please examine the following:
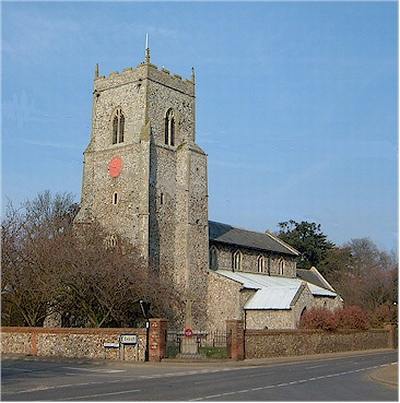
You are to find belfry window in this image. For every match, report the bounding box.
[232,250,242,272]
[164,108,175,146]
[112,108,125,144]
[105,234,118,249]
[257,255,265,273]
[209,246,218,271]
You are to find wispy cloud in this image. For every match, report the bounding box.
[2,91,76,130]
[21,139,80,150]
[3,9,82,60]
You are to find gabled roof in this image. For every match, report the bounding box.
[208,221,299,256]
[297,267,335,292]
[214,270,337,310]
[244,286,301,310]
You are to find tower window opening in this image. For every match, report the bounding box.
[165,108,175,146]
[113,192,118,205]
[160,192,164,205]
[112,108,125,144]
[105,234,118,249]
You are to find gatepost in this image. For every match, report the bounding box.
[149,318,168,362]
[226,319,245,360]
[384,323,396,349]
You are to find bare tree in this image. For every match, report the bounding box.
[2,191,183,328]
[321,238,398,313]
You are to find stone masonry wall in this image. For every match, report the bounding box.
[210,243,296,277]
[1,327,146,361]
[246,310,294,330]
[207,272,244,332]
[245,328,392,359]
[312,295,344,311]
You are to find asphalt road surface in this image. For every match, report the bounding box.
[2,350,397,401]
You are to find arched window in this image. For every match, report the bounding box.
[112,108,125,144]
[278,258,285,276]
[257,255,265,273]
[105,234,118,249]
[165,108,175,146]
[232,250,242,272]
[209,246,218,271]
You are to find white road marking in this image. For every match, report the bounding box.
[305,364,326,369]
[189,361,398,401]
[63,367,125,374]
[2,379,121,395]
[59,388,141,400]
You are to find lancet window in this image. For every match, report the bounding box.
[112,108,125,144]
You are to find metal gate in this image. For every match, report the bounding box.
[166,330,231,358]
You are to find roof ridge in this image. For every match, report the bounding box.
[209,220,263,235]
[210,220,297,250]
[265,231,300,256]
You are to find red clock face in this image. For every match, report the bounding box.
[108,157,123,178]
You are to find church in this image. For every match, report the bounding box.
[74,46,342,332]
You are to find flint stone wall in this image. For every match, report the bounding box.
[210,243,296,278]
[1,327,146,361]
[245,328,391,359]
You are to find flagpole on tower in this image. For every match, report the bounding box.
[145,33,150,64]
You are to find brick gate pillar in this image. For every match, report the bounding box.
[149,318,168,362]
[384,323,396,349]
[226,319,244,360]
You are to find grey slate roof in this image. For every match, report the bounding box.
[297,268,331,291]
[208,221,299,256]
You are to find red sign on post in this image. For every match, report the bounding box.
[184,328,193,337]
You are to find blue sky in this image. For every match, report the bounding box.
[2,1,398,252]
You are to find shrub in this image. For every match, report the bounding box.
[336,305,370,330]
[369,304,398,328]
[299,306,371,331]
[299,308,338,331]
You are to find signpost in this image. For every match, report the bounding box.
[119,334,138,345]
[139,299,151,362]
[103,342,119,348]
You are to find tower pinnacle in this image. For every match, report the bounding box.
[191,67,195,84]
[95,63,99,79]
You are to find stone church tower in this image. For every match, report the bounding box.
[75,47,209,329]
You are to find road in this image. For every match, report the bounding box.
[2,350,397,401]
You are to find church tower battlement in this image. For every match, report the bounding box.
[75,48,209,329]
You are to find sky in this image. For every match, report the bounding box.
[2,1,398,253]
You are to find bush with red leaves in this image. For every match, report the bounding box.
[299,308,338,331]
[299,306,371,331]
[336,305,370,330]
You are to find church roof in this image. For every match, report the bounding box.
[297,267,335,292]
[208,221,299,256]
[214,270,337,310]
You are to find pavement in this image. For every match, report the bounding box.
[1,349,398,400]
[369,363,398,388]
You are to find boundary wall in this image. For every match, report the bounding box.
[226,320,396,360]
[1,318,168,362]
